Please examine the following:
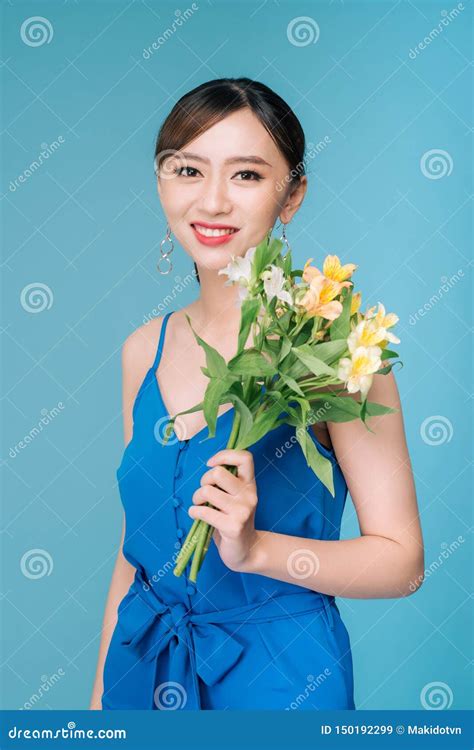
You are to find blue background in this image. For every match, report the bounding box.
[1,0,472,714]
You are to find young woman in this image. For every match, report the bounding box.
[90,77,424,711]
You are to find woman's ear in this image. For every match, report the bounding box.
[280,175,308,224]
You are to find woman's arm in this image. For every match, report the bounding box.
[89,518,135,709]
[191,369,425,599]
[246,369,425,598]
[89,330,151,709]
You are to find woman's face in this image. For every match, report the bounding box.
[157,108,307,272]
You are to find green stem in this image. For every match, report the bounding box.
[173,520,201,577]
[189,519,209,582]
[191,410,241,574]
[198,525,215,572]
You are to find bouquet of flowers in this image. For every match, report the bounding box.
[166,237,401,582]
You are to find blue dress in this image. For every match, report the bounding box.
[101,310,355,710]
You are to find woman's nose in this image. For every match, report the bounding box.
[198,175,232,214]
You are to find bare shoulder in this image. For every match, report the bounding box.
[122,317,163,366]
[120,317,167,399]
[326,368,413,492]
[118,317,166,446]
[312,369,404,459]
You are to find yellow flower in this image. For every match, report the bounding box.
[366,302,399,331]
[298,274,343,321]
[352,303,400,350]
[351,292,362,315]
[337,345,382,398]
[303,254,357,288]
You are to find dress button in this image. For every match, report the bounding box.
[186,584,196,595]
[172,497,181,507]
[176,528,184,538]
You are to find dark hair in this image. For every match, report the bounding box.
[154,77,306,283]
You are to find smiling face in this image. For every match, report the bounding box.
[156,108,307,273]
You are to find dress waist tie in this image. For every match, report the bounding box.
[118,569,336,710]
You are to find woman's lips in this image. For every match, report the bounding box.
[191,223,240,247]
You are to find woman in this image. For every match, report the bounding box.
[90,77,424,710]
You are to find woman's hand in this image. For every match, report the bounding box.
[188,449,259,573]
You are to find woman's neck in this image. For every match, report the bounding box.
[188,265,243,337]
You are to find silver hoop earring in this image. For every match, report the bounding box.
[157,224,174,275]
[280,223,291,253]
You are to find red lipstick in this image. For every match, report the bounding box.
[191,221,240,247]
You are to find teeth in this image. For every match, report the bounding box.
[194,225,236,237]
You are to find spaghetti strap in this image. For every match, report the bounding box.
[151,311,174,371]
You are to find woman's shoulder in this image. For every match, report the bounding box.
[120,316,170,390]
[121,305,193,367]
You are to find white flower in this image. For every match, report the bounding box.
[337,345,382,399]
[348,317,400,354]
[261,264,292,306]
[218,246,257,286]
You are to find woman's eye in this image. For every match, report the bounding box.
[234,170,262,181]
[177,166,201,177]
[174,167,262,180]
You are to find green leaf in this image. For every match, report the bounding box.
[280,373,306,398]
[292,345,336,377]
[186,314,228,378]
[282,249,293,277]
[306,395,361,422]
[295,428,335,497]
[380,348,398,360]
[364,400,398,417]
[305,394,398,424]
[293,319,314,347]
[253,237,283,277]
[228,349,277,377]
[235,397,287,449]
[278,337,292,364]
[310,339,347,364]
[330,286,353,341]
[202,377,232,437]
[162,400,206,444]
[225,393,254,443]
[237,297,261,353]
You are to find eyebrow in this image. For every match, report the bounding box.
[179,151,272,167]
